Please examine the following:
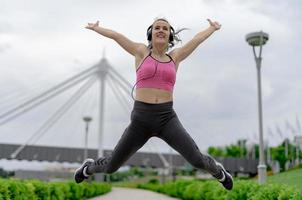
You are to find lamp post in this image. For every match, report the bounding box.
[169,147,173,181]
[245,31,269,184]
[83,116,92,160]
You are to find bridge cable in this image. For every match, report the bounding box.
[0,67,98,126]
[10,75,98,158]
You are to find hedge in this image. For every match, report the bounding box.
[0,178,111,200]
[138,179,302,200]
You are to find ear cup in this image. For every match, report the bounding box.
[169,34,173,42]
[147,25,152,41]
[169,26,175,42]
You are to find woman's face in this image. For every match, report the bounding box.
[151,20,170,46]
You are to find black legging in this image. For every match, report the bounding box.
[87,100,222,178]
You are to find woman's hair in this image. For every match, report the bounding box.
[146,18,188,50]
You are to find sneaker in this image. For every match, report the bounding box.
[74,158,94,183]
[216,162,233,190]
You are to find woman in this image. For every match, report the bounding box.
[74,18,233,190]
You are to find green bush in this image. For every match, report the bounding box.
[174,180,193,198]
[182,181,203,200]
[137,181,163,193]
[248,184,302,200]
[161,181,178,197]
[224,180,259,200]
[148,178,159,184]
[0,178,111,200]
[67,182,84,200]
[0,179,10,200]
[138,179,302,200]
[48,182,72,200]
[182,181,223,200]
[30,180,51,200]
[7,179,37,200]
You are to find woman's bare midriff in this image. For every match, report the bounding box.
[135,88,173,104]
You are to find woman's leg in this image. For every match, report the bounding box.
[89,121,150,174]
[75,119,150,183]
[158,113,233,190]
[159,115,220,175]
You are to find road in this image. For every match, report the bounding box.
[88,187,179,200]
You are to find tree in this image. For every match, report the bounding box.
[207,146,225,157]
[225,145,241,157]
[0,168,14,178]
[207,139,248,158]
[271,146,287,171]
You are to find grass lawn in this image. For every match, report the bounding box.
[267,167,302,192]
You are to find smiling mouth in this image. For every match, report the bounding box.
[156,35,166,38]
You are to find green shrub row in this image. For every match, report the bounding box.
[0,178,111,200]
[138,179,302,200]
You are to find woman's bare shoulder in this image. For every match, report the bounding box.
[168,48,180,65]
[136,43,149,58]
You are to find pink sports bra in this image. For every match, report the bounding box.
[136,52,176,92]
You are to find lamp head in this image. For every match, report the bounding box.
[246,31,269,46]
[83,116,92,122]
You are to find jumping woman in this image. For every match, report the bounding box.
[74,18,233,190]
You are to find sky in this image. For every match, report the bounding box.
[0,0,302,170]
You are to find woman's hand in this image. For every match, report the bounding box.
[207,19,221,31]
[85,21,100,31]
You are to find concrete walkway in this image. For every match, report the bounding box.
[88,187,179,200]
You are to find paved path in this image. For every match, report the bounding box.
[89,187,179,200]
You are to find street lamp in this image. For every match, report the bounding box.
[245,31,269,184]
[83,116,92,160]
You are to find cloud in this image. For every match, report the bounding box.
[0,43,11,53]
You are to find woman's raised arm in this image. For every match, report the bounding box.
[86,21,147,58]
[170,19,221,65]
